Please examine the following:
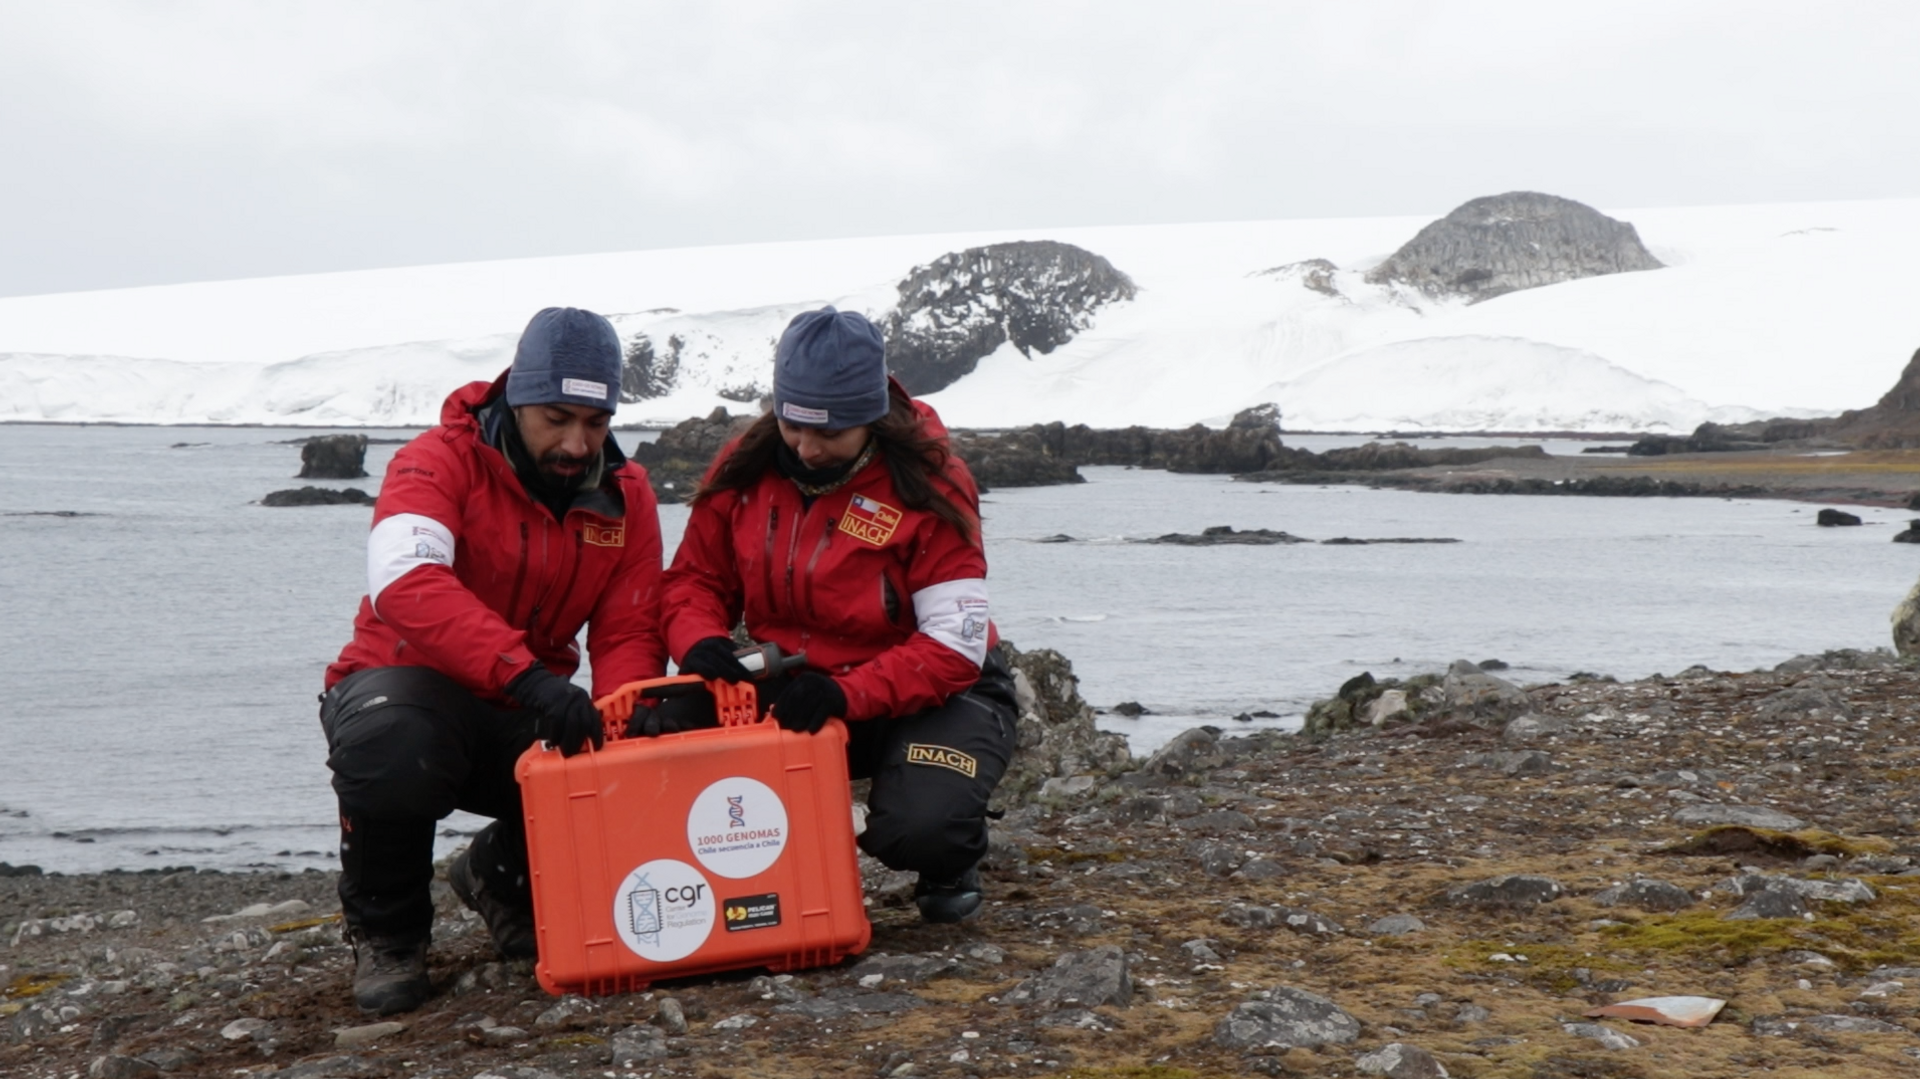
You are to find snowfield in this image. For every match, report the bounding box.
[1,198,1914,431]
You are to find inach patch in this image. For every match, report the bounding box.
[839,494,902,547]
[582,522,625,547]
[906,743,977,778]
[722,893,781,932]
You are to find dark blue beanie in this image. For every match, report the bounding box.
[505,307,623,413]
[772,307,889,429]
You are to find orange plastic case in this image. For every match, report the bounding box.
[514,676,871,997]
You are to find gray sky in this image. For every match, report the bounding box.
[2,0,1915,298]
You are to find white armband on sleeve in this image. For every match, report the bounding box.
[368,513,457,608]
[911,578,990,667]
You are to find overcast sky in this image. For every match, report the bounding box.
[2,1,1915,298]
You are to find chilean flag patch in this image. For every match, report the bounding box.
[839,493,903,546]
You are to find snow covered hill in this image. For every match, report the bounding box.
[1,198,1915,432]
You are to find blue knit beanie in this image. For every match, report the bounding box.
[505,307,623,413]
[772,307,889,429]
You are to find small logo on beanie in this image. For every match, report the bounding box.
[780,402,830,426]
[561,378,608,400]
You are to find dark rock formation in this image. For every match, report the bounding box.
[1252,258,1339,296]
[1366,191,1663,303]
[1143,526,1310,546]
[619,333,682,402]
[884,241,1136,395]
[1236,441,1546,483]
[1828,347,1920,448]
[625,408,757,501]
[993,642,1133,811]
[1623,420,1823,456]
[261,487,374,507]
[1893,521,1920,544]
[951,405,1290,484]
[1816,508,1863,526]
[297,434,369,479]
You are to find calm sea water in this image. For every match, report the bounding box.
[3,424,1914,873]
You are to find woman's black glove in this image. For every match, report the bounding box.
[509,666,604,757]
[770,673,846,734]
[679,637,753,683]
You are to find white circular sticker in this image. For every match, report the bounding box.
[611,858,714,962]
[686,777,789,879]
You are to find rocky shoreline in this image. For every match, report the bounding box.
[10,647,1920,1078]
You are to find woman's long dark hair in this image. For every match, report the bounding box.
[695,381,979,547]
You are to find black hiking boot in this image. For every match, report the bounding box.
[913,864,983,924]
[347,931,430,1015]
[449,849,538,960]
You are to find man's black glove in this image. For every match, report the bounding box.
[770,672,846,734]
[679,636,753,683]
[509,666,604,757]
[623,700,720,738]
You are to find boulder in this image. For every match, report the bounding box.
[1214,986,1361,1049]
[885,241,1136,395]
[1894,520,1920,544]
[1816,508,1863,527]
[1366,191,1663,303]
[1355,1042,1450,1079]
[260,487,374,507]
[1590,878,1695,912]
[1442,874,1565,908]
[1000,946,1131,1009]
[1670,805,1808,831]
[992,643,1132,810]
[1138,728,1226,781]
[297,434,369,479]
[1440,660,1529,727]
[1893,577,1920,656]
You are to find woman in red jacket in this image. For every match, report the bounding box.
[661,306,1016,923]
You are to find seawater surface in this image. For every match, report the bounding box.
[2,424,1913,872]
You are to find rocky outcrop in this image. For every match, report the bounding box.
[994,642,1133,810]
[1366,191,1663,302]
[951,404,1290,485]
[1828,347,1920,448]
[625,408,756,501]
[296,434,369,479]
[883,241,1136,395]
[260,486,373,507]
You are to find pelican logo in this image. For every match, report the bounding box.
[906,743,977,778]
[722,893,781,932]
[582,522,625,547]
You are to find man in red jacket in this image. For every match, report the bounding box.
[320,307,666,1015]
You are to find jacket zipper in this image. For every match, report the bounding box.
[802,520,835,623]
[762,504,781,617]
[783,501,806,618]
[506,521,530,625]
[544,530,587,639]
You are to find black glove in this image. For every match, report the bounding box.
[623,698,720,738]
[679,636,754,683]
[770,672,846,734]
[509,666,604,758]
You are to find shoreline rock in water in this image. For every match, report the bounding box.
[11,646,1920,1077]
[260,486,374,507]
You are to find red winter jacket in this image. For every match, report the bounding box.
[325,375,667,701]
[662,396,993,722]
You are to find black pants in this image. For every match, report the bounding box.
[655,653,1019,881]
[319,666,537,943]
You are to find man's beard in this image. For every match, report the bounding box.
[537,450,593,490]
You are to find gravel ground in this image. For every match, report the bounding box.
[9,650,1920,1078]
